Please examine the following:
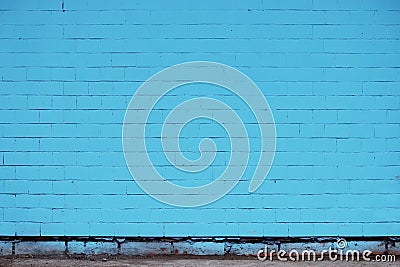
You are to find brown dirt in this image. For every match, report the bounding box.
[0,254,399,267]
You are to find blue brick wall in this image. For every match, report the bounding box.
[0,0,399,237]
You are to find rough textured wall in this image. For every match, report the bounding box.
[0,0,399,237]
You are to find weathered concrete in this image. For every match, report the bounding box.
[0,242,12,256]
[0,237,398,256]
[68,241,118,255]
[173,241,225,255]
[280,241,331,252]
[15,241,65,255]
[345,241,387,254]
[389,241,400,255]
[120,241,173,255]
[225,242,278,256]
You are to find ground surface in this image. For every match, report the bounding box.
[0,255,398,267]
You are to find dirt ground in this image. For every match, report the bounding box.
[0,255,398,267]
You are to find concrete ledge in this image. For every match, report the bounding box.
[0,237,398,256]
[226,242,278,255]
[388,241,400,254]
[15,241,65,255]
[345,241,386,254]
[173,241,225,255]
[0,242,12,256]
[120,241,173,255]
[68,241,118,255]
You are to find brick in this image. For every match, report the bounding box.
[312,110,337,123]
[337,139,361,152]
[325,124,374,138]
[15,25,63,39]
[41,223,64,236]
[15,195,40,208]
[263,223,288,237]
[15,222,41,236]
[338,110,386,123]
[311,138,337,152]
[51,124,77,137]
[4,180,29,194]
[52,96,76,109]
[88,223,115,236]
[0,110,39,123]
[335,54,400,68]
[387,139,400,152]
[28,181,53,194]
[111,223,139,236]
[375,124,399,138]
[1,67,26,81]
[3,124,52,138]
[299,124,325,138]
[362,139,387,152]
[64,223,90,236]
[0,96,28,109]
[51,68,75,81]
[325,10,374,24]
[288,223,314,236]
[277,138,311,152]
[27,68,52,81]
[286,166,314,179]
[16,166,40,180]
[4,208,52,222]
[39,110,63,123]
[0,194,15,208]
[77,96,102,109]
[75,68,101,82]
[362,0,400,10]
[375,11,400,24]
[0,222,15,236]
[76,181,126,195]
[101,96,126,109]
[325,40,400,54]
[276,209,301,223]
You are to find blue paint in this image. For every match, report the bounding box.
[0,0,399,237]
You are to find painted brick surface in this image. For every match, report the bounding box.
[0,0,399,237]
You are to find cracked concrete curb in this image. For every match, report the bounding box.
[0,237,399,256]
